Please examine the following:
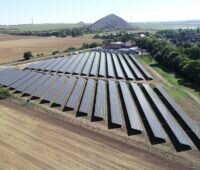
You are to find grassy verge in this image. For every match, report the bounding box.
[138,55,200,102]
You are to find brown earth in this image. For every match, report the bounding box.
[0,99,193,170]
[0,34,102,64]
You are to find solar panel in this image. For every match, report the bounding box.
[39,59,56,70]
[123,54,145,80]
[23,74,51,95]
[143,84,191,147]
[41,76,67,102]
[108,80,122,126]
[0,69,30,86]
[53,76,76,106]
[82,52,95,75]
[52,57,69,72]
[112,53,124,79]
[117,54,134,80]
[119,81,143,132]
[73,53,90,75]
[78,79,96,116]
[130,55,153,80]
[65,54,83,74]
[25,60,45,70]
[9,71,37,89]
[15,73,43,92]
[65,78,86,110]
[94,80,107,120]
[98,52,107,77]
[90,52,100,76]
[45,58,62,71]
[58,55,77,73]
[155,85,200,140]
[33,75,59,98]
[106,53,115,78]
[131,83,166,141]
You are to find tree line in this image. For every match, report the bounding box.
[94,32,140,43]
[156,28,200,46]
[0,27,84,37]
[137,36,200,85]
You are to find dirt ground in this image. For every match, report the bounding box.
[0,100,193,170]
[0,34,101,64]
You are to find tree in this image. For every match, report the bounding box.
[23,51,33,60]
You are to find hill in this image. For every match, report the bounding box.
[90,14,132,30]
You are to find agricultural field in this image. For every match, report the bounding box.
[0,100,190,170]
[0,34,101,64]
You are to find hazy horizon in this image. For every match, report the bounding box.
[1,0,200,25]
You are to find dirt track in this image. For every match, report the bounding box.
[0,100,193,170]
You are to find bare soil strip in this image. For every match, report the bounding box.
[0,99,194,170]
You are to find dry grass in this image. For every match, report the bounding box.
[0,34,102,64]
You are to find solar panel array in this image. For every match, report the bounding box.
[25,52,153,80]
[0,69,199,152]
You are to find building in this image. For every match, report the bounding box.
[104,41,136,50]
[104,42,124,50]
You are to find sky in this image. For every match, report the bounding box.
[0,0,200,25]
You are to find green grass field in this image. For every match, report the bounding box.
[138,55,200,101]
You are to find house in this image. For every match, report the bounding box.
[104,42,124,49]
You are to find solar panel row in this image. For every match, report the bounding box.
[143,84,191,149]
[25,52,153,80]
[0,69,199,151]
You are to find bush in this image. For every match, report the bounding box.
[0,88,10,99]
[23,51,33,60]
[63,47,76,53]
[52,51,60,55]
